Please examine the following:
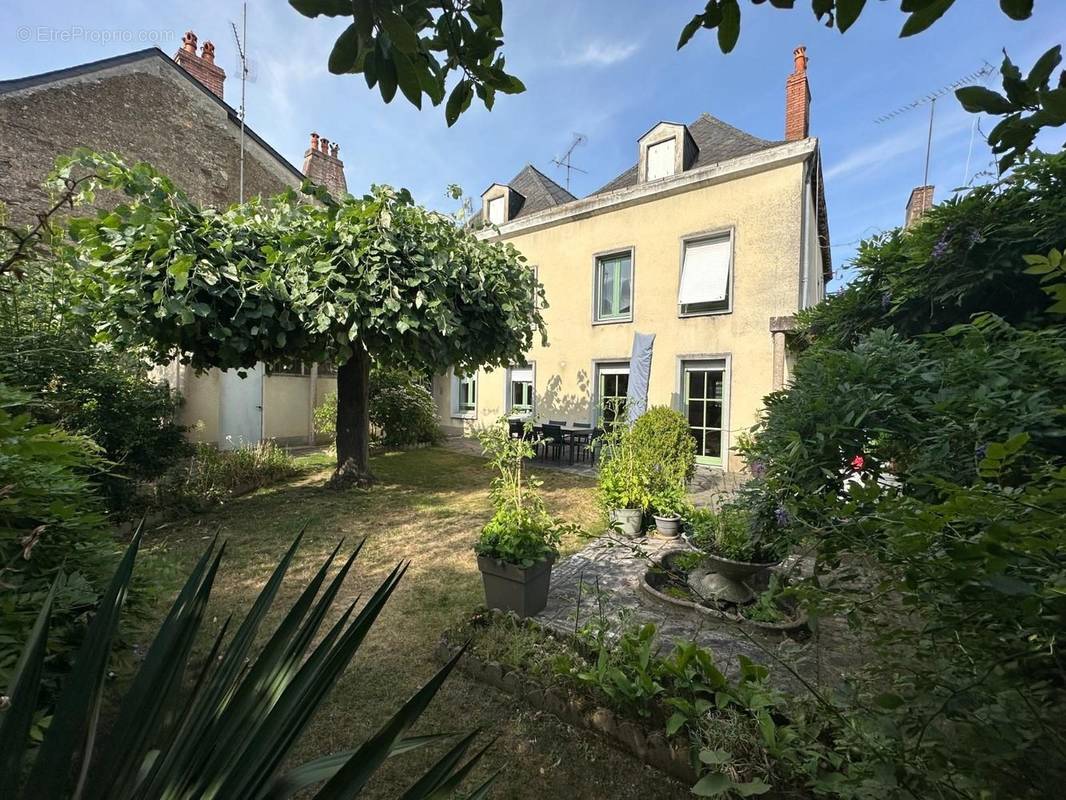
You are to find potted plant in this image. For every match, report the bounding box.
[683,504,783,604]
[596,420,649,537]
[650,484,688,538]
[474,419,577,617]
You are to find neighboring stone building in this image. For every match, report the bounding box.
[0,34,348,448]
[435,47,831,471]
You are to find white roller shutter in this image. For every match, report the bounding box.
[678,236,731,305]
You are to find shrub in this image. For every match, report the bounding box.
[0,531,497,799]
[596,421,651,513]
[598,407,695,516]
[628,406,696,492]
[0,260,189,515]
[314,365,441,448]
[0,385,117,723]
[796,150,1066,351]
[153,441,300,511]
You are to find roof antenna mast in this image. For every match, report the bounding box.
[873,62,994,189]
[552,133,588,192]
[231,3,249,203]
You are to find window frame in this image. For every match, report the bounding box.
[677,227,735,318]
[592,247,635,325]
[675,354,731,469]
[505,362,536,416]
[451,369,478,420]
[593,360,631,426]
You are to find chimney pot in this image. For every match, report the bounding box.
[303,132,348,198]
[793,46,808,74]
[174,31,225,99]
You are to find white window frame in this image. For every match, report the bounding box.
[505,363,535,416]
[593,361,631,426]
[451,369,478,419]
[678,228,734,317]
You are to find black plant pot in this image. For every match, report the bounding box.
[477,554,556,618]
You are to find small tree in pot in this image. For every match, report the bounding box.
[596,419,649,537]
[474,419,576,617]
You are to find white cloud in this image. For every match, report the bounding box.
[824,112,974,182]
[567,38,640,67]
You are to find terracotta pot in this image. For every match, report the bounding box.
[477,554,555,618]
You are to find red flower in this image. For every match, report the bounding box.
[851,454,865,471]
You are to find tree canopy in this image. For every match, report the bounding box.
[60,151,545,480]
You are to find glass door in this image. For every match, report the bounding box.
[682,362,725,466]
[597,365,630,427]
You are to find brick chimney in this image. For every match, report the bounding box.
[174,31,226,99]
[905,185,935,227]
[785,45,810,141]
[302,132,348,198]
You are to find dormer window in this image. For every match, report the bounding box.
[646,139,676,180]
[487,196,505,225]
[637,122,697,184]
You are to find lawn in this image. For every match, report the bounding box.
[137,446,688,799]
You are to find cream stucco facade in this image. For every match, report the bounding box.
[433,137,828,471]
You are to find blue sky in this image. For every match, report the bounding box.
[5,1,1064,288]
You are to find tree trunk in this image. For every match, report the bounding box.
[330,344,374,488]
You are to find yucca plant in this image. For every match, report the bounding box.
[0,525,496,799]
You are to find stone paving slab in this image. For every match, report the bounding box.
[536,534,850,692]
[537,535,768,677]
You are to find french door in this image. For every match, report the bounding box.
[682,361,725,466]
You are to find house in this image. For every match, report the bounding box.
[0,32,348,448]
[433,47,831,470]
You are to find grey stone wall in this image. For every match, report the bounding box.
[0,55,300,224]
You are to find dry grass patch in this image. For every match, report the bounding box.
[135,446,685,799]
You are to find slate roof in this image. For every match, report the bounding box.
[505,164,577,220]
[0,47,304,183]
[592,113,783,195]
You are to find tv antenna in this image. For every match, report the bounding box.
[874,62,995,188]
[552,133,587,192]
[231,3,250,203]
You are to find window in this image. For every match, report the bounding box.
[646,139,676,180]
[679,233,731,315]
[596,363,630,427]
[507,365,534,414]
[487,196,505,225]
[682,361,726,466]
[452,370,477,417]
[594,251,633,323]
[268,359,309,376]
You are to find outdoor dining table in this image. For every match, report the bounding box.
[530,423,595,465]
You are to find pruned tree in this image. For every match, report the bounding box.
[60,151,545,485]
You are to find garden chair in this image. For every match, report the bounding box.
[540,423,565,462]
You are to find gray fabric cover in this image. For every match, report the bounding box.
[626,332,655,424]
